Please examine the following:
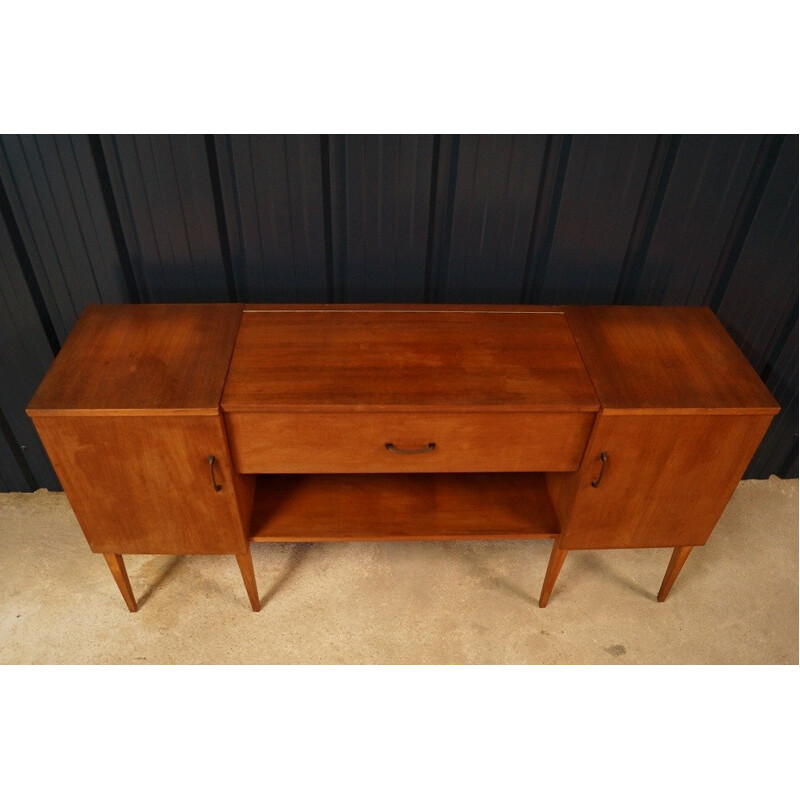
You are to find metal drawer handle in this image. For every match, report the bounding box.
[591,451,608,488]
[208,454,222,492]
[385,442,436,455]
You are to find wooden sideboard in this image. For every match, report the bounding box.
[26,304,779,612]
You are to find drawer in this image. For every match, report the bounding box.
[224,412,594,474]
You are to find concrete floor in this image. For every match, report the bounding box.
[0,477,796,664]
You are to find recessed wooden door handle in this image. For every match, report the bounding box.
[385,442,436,455]
[591,451,608,488]
[208,454,222,491]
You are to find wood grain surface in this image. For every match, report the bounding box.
[103,554,138,612]
[225,411,594,473]
[538,541,568,608]
[24,302,781,610]
[28,304,243,414]
[32,414,252,554]
[551,413,774,549]
[657,546,694,602]
[249,473,559,541]
[223,307,599,413]
[564,306,779,413]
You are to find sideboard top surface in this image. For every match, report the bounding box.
[564,306,780,414]
[27,304,244,415]
[223,307,600,413]
[26,303,778,418]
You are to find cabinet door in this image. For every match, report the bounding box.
[33,415,253,554]
[554,413,772,549]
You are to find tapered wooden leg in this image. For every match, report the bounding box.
[657,546,693,602]
[539,541,568,608]
[236,549,260,611]
[103,554,137,612]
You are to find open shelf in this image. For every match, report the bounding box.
[249,473,559,542]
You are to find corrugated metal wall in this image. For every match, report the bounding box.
[0,134,796,490]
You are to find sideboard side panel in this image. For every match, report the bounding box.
[555,413,773,549]
[32,414,251,554]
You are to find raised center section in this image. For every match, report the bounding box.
[222,307,599,474]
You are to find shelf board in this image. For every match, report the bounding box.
[249,473,559,542]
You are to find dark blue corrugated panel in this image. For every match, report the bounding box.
[538,134,657,304]
[624,135,763,305]
[0,212,60,489]
[215,135,328,302]
[0,408,30,491]
[0,135,128,344]
[714,136,798,478]
[0,134,796,487]
[746,313,797,478]
[440,134,547,303]
[330,135,434,302]
[715,136,798,372]
[100,135,228,302]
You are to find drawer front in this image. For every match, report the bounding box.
[225,412,594,473]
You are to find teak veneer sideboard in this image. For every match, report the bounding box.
[26,304,779,612]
